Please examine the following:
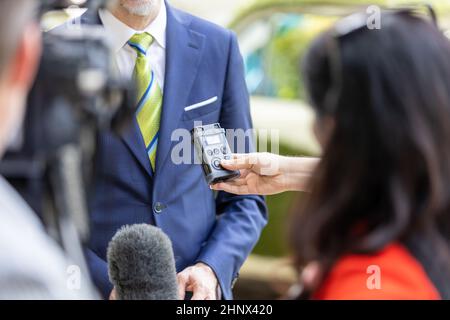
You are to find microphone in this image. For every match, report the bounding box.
[107,224,179,300]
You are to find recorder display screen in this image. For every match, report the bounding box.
[205,135,221,145]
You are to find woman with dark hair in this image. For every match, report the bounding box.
[212,10,450,299]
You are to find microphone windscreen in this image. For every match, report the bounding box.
[107,224,179,300]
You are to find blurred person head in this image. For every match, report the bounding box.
[292,11,450,295]
[0,0,41,158]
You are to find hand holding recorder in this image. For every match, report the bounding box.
[211,153,319,195]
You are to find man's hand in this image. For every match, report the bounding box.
[109,287,117,300]
[211,153,319,195]
[177,263,219,300]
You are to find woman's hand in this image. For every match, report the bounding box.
[210,153,319,195]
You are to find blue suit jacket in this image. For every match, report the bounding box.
[79,2,267,299]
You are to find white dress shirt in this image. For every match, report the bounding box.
[99,1,167,89]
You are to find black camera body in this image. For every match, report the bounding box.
[0,0,129,296]
[192,123,240,185]
[0,0,134,248]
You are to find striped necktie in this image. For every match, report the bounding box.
[128,32,162,172]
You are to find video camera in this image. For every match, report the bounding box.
[0,0,134,273]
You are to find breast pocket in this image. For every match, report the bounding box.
[182,96,220,121]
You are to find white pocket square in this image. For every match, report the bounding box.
[184,96,218,112]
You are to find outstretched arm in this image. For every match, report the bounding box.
[211,153,319,195]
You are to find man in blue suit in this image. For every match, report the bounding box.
[76,0,267,300]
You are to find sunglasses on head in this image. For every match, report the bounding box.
[323,4,439,114]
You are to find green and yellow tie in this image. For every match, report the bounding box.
[128,32,162,171]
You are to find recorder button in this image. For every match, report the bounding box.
[212,159,222,170]
[214,148,220,155]
[207,150,213,156]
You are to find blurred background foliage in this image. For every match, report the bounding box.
[243,14,332,100]
[227,0,450,260]
[232,0,450,101]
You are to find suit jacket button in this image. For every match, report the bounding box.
[154,202,164,214]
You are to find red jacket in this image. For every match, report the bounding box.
[313,243,440,300]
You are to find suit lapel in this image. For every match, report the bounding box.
[121,119,154,177]
[79,9,101,25]
[155,4,206,175]
[81,8,154,177]
[80,4,205,178]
